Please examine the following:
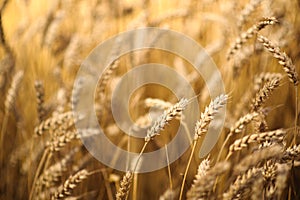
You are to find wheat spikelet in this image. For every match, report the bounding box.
[47,129,79,152]
[145,98,188,142]
[34,112,74,135]
[283,144,300,161]
[116,171,133,200]
[234,145,282,174]
[194,94,228,140]
[44,10,65,47]
[228,129,286,158]
[253,111,269,133]
[187,157,211,200]
[233,45,254,77]
[195,157,210,178]
[230,112,259,135]
[34,80,46,122]
[0,0,13,55]
[4,71,23,113]
[95,60,119,101]
[253,72,283,92]
[63,34,81,70]
[237,0,263,29]
[186,161,230,200]
[227,17,278,60]
[257,35,299,85]
[35,149,77,195]
[223,167,261,200]
[263,160,277,183]
[144,98,172,110]
[251,76,281,111]
[51,169,89,200]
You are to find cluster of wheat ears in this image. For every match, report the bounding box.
[0,0,300,199]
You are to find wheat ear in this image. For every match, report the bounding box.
[257,35,299,86]
[237,0,263,29]
[116,171,133,200]
[234,145,282,174]
[251,76,281,111]
[179,94,228,200]
[1,71,23,152]
[217,112,259,162]
[227,129,286,159]
[227,17,278,60]
[145,98,188,142]
[186,162,231,200]
[51,169,89,200]
[34,80,46,122]
[223,167,261,200]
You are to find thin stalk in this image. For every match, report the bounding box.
[216,132,233,163]
[179,140,197,200]
[165,144,173,190]
[29,148,49,200]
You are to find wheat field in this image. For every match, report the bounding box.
[1,0,300,199]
